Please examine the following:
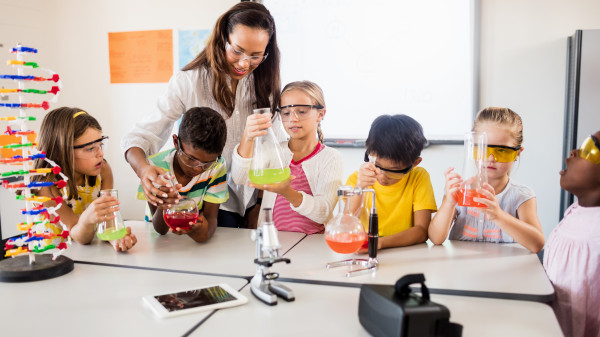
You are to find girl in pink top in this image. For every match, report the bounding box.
[544,130,600,337]
[232,81,343,234]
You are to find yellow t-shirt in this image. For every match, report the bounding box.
[346,167,437,237]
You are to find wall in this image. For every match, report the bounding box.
[2,0,600,239]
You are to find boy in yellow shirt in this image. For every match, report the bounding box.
[347,114,437,250]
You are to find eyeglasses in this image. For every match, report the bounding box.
[177,138,221,170]
[475,145,521,163]
[225,41,268,66]
[275,104,323,122]
[579,135,600,165]
[364,152,412,179]
[73,136,108,158]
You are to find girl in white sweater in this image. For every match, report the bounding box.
[232,81,343,233]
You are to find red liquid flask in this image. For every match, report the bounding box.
[163,196,198,230]
[454,188,487,208]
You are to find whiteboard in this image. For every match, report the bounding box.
[264,0,477,142]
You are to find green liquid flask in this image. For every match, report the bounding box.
[96,189,127,241]
[249,108,290,185]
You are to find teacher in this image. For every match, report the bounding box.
[121,2,284,228]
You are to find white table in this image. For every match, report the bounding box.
[277,234,554,302]
[195,281,563,337]
[0,263,247,336]
[64,221,305,277]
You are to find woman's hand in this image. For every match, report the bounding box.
[443,167,462,207]
[357,162,378,189]
[79,195,120,226]
[140,165,173,207]
[109,227,137,252]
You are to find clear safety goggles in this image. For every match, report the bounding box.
[73,136,108,159]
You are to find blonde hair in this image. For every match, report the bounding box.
[473,107,523,147]
[280,80,326,144]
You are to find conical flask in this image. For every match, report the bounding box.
[96,189,127,241]
[324,186,366,254]
[163,196,198,230]
[249,108,290,185]
[454,131,488,207]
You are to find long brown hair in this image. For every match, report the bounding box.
[182,2,280,116]
[34,107,102,200]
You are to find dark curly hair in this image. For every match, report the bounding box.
[365,114,427,166]
[178,107,227,155]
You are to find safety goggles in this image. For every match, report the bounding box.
[364,152,412,179]
[579,135,600,165]
[225,41,268,66]
[474,145,521,163]
[275,104,323,122]
[73,136,108,159]
[177,138,221,170]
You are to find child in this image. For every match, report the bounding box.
[34,107,137,252]
[347,114,437,250]
[231,81,343,233]
[137,107,228,242]
[428,107,545,253]
[544,131,600,337]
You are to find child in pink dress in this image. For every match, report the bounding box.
[543,130,600,337]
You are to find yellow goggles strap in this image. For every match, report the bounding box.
[579,136,600,165]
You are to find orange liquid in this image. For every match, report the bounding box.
[325,233,366,254]
[454,188,487,208]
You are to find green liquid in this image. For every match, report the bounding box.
[249,167,291,185]
[96,227,127,241]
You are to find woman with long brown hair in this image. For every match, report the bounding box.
[121,2,284,228]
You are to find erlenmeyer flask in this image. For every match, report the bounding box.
[163,196,199,230]
[249,108,290,185]
[454,131,488,207]
[324,186,366,254]
[96,189,127,241]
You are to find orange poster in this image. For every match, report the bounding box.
[108,29,173,83]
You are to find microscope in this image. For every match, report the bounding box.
[250,208,295,305]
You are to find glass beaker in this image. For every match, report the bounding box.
[96,189,127,241]
[454,131,488,207]
[324,186,366,254]
[248,108,290,185]
[163,196,199,230]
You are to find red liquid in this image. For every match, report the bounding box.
[453,188,487,208]
[163,212,198,230]
[325,233,366,254]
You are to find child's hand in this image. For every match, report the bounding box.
[247,176,295,195]
[473,183,502,221]
[109,227,137,252]
[80,195,119,226]
[244,113,272,142]
[169,213,208,236]
[357,162,378,189]
[443,167,462,206]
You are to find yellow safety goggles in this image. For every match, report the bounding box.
[474,145,521,163]
[579,135,600,165]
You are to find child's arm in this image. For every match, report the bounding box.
[38,185,119,245]
[188,202,219,243]
[379,209,432,249]
[475,183,545,253]
[429,167,461,245]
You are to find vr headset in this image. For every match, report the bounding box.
[358,274,462,337]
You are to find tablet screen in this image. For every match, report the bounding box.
[154,285,237,312]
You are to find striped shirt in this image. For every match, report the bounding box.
[273,143,325,234]
[449,180,535,243]
[137,149,228,219]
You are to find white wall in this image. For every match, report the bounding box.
[2,0,600,239]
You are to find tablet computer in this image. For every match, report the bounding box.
[142,283,248,318]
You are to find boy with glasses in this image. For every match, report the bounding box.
[347,114,437,251]
[136,107,228,242]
